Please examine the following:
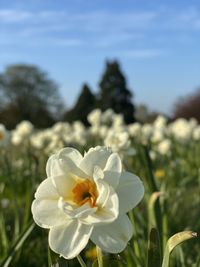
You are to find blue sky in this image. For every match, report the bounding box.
[0,0,200,114]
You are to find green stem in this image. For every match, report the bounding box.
[77,254,87,267]
[128,211,141,266]
[161,248,170,267]
[96,246,104,267]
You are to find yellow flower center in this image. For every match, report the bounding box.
[72,179,98,208]
[155,169,165,180]
[0,132,4,141]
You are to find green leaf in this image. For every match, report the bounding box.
[48,246,60,267]
[148,192,164,229]
[147,228,161,267]
[1,221,35,267]
[0,211,9,256]
[162,231,197,267]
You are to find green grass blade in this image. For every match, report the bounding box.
[1,221,35,267]
[146,228,161,267]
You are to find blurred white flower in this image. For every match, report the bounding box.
[16,120,33,137]
[101,109,114,125]
[52,122,71,135]
[153,115,167,130]
[112,114,124,128]
[71,121,88,145]
[104,130,131,153]
[99,125,109,138]
[193,126,200,140]
[151,128,165,143]
[30,132,46,149]
[11,132,23,146]
[140,124,153,144]
[156,139,171,155]
[1,198,10,208]
[168,118,195,141]
[87,109,102,126]
[128,122,142,138]
[32,146,144,259]
[11,120,34,145]
[45,134,64,154]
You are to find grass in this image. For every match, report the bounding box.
[0,118,200,267]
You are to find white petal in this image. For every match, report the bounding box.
[51,174,76,199]
[46,154,63,177]
[46,147,87,178]
[79,146,112,176]
[103,153,122,188]
[91,214,133,253]
[59,147,83,164]
[93,165,104,182]
[49,220,93,259]
[59,147,88,178]
[81,181,119,225]
[116,172,144,214]
[31,199,67,228]
[34,178,59,200]
[96,180,111,207]
[58,198,97,219]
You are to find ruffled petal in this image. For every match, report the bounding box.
[34,178,59,200]
[51,174,76,199]
[46,147,87,178]
[116,172,144,214]
[49,220,93,259]
[91,214,133,253]
[46,154,63,177]
[31,199,67,228]
[58,198,97,219]
[103,153,122,189]
[59,147,83,164]
[81,180,119,225]
[79,147,112,176]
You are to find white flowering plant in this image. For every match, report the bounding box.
[0,111,199,267]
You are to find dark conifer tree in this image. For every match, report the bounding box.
[63,83,96,125]
[98,60,135,123]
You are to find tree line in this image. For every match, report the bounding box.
[0,61,135,129]
[0,60,200,129]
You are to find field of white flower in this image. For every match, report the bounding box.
[0,109,200,267]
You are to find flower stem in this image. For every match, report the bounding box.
[77,254,87,267]
[96,246,104,267]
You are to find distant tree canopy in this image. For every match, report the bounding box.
[0,64,63,129]
[63,60,135,125]
[173,89,200,122]
[97,60,135,123]
[63,83,96,125]
[0,61,136,128]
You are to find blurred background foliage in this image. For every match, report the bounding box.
[0,60,200,266]
[1,60,199,129]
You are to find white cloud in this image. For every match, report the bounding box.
[0,8,158,48]
[0,8,65,24]
[1,6,200,51]
[95,32,144,47]
[158,6,200,30]
[35,37,84,47]
[0,9,32,23]
[121,49,165,59]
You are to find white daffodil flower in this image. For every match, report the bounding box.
[31,146,144,259]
